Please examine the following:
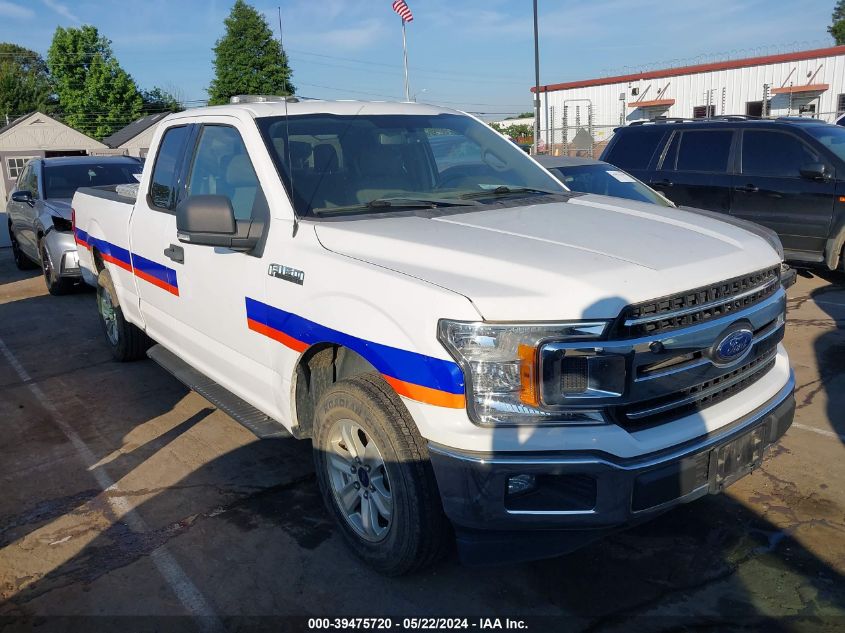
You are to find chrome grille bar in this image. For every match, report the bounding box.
[624,351,778,421]
[624,277,779,328]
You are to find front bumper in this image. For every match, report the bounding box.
[43,229,82,278]
[429,374,795,564]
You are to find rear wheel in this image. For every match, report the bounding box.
[313,373,450,575]
[39,240,74,295]
[9,226,37,270]
[96,268,150,361]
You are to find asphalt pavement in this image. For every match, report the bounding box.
[0,247,843,632]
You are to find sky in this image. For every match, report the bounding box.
[0,0,835,118]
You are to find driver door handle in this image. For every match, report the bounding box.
[736,184,759,193]
[652,179,673,188]
[164,244,184,264]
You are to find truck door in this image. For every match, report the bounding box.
[9,163,39,259]
[132,118,280,418]
[731,129,835,261]
[648,129,734,214]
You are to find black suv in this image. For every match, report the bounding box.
[601,117,845,271]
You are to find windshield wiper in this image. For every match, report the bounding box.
[312,196,479,216]
[458,186,565,199]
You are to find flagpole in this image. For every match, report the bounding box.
[401,18,410,101]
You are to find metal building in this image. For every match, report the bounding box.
[533,45,845,157]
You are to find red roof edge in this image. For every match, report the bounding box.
[531,45,845,93]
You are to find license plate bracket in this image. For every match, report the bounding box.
[710,423,769,492]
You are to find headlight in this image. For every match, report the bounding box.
[438,319,619,426]
[51,216,73,232]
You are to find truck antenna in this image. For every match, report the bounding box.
[279,5,298,237]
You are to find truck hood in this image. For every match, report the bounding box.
[313,194,782,321]
[43,199,72,220]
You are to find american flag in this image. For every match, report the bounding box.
[392,0,413,22]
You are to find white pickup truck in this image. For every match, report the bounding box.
[72,99,795,575]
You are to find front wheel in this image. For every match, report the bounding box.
[313,373,450,575]
[96,268,150,361]
[9,226,37,270]
[40,241,74,295]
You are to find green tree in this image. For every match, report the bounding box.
[47,25,143,139]
[141,86,184,114]
[0,43,54,121]
[208,0,295,105]
[830,0,845,44]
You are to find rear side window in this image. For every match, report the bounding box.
[604,128,666,170]
[675,130,733,173]
[149,126,189,210]
[742,130,820,178]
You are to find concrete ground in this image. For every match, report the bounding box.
[0,213,10,247]
[0,246,843,631]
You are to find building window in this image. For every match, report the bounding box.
[745,100,771,117]
[6,157,35,180]
[693,105,715,119]
[837,93,845,114]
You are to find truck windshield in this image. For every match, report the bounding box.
[545,163,673,207]
[44,163,142,199]
[256,112,567,217]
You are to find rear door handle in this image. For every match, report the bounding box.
[651,179,673,188]
[164,244,184,264]
[736,184,759,193]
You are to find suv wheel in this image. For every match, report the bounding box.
[39,241,74,295]
[96,268,150,361]
[9,226,37,270]
[313,373,450,575]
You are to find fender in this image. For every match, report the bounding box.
[246,296,466,409]
[825,226,845,271]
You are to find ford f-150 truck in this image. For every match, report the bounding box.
[71,98,795,575]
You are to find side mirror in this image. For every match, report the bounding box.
[799,162,828,180]
[175,195,259,252]
[10,190,34,205]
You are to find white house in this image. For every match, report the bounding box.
[0,112,106,205]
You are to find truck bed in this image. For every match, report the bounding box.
[72,186,137,295]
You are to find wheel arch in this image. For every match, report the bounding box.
[291,343,384,439]
[825,226,845,271]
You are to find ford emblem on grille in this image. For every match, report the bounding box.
[713,328,754,364]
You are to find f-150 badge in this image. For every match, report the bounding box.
[268,264,304,285]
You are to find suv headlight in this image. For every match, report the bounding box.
[438,319,621,426]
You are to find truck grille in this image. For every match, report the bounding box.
[615,336,779,430]
[617,267,780,338]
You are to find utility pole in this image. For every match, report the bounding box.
[402,19,410,101]
[532,0,541,155]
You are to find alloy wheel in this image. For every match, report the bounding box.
[98,287,119,345]
[326,418,393,542]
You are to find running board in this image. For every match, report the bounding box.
[147,344,291,439]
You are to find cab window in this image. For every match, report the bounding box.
[186,125,264,221]
[149,125,190,210]
[671,130,733,173]
[604,128,667,170]
[19,165,39,199]
[742,130,821,178]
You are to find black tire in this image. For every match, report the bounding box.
[313,373,450,576]
[9,226,37,270]
[39,240,74,295]
[96,268,150,361]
